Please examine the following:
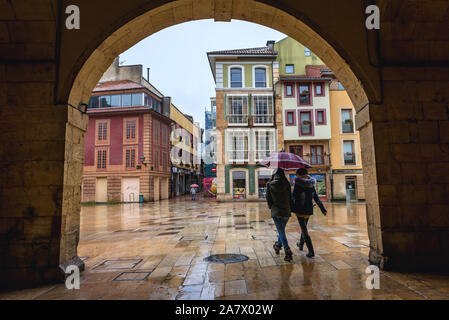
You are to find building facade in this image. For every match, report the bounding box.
[275,37,332,199]
[82,59,172,203]
[208,41,280,201]
[204,97,217,178]
[329,74,365,201]
[170,105,202,197]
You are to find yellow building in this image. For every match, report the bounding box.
[169,104,202,197]
[329,78,365,201]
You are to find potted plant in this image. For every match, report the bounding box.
[302,120,311,125]
[344,119,353,124]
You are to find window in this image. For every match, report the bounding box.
[121,94,132,107]
[97,121,108,142]
[253,95,273,125]
[144,94,151,107]
[338,81,345,90]
[125,148,136,169]
[316,109,326,125]
[298,83,312,105]
[344,141,356,165]
[110,95,121,107]
[290,146,303,157]
[151,97,161,112]
[314,83,324,96]
[286,64,294,74]
[285,110,296,126]
[226,130,249,162]
[131,93,142,106]
[227,95,248,125]
[230,68,243,88]
[96,120,109,145]
[254,68,267,87]
[299,111,313,136]
[285,83,294,97]
[125,119,136,142]
[96,149,107,169]
[310,145,324,165]
[162,152,167,169]
[100,96,111,108]
[154,150,159,168]
[154,121,159,142]
[88,96,99,108]
[254,129,275,161]
[341,109,354,133]
[305,47,311,56]
[162,126,167,144]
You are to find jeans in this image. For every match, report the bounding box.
[273,216,290,249]
[192,194,196,200]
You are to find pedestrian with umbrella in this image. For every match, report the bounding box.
[291,168,327,258]
[190,184,199,201]
[259,151,312,262]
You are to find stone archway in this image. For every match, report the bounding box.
[61,0,378,274]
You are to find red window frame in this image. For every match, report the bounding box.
[298,110,314,136]
[310,145,325,165]
[315,109,327,125]
[95,120,110,145]
[314,82,325,97]
[284,82,295,97]
[123,118,138,144]
[285,110,296,126]
[95,148,108,171]
[297,83,313,106]
[124,147,137,169]
[154,150,159,169]
[289,145,303,157]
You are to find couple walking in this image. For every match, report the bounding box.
[266,167,327,262]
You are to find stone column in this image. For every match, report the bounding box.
[357,70,449,271]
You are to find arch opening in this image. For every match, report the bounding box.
[63,0,377,279]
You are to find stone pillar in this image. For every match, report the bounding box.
[357,70,449,271]
[0,65,87,285]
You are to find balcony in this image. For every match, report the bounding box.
[227,151,249,163]
[342,122,354,134]
[253,115,274,125]
[228,114,248,126]
[302,154,330,167]
[344,153,356,165]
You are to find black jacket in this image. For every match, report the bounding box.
[266,175,292,219]
[291,177,326,216]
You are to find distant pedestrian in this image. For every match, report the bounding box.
[291,168,327,258]
[266,168,293,262]
[190,187,197,200]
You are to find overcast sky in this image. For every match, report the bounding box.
[120,19,286,129]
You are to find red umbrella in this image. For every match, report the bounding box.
[257,152,311,170]
[190,184,199,188]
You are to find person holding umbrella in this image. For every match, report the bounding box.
[259,151,312,262]
[266,167,293,262]
[291,168,327,258]
[190,184,199,201]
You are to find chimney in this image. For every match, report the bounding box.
[147,68,150,82]
[266,40,275,51]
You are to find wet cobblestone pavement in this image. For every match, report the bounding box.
[2,196,449,300]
